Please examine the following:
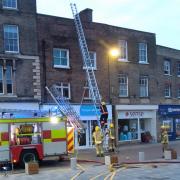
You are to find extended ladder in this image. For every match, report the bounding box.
[70,3,102,121]
[46,85,84,129]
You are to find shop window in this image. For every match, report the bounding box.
[119,74,128,97]
[162,120,173,132]
[54,83,71,99]
[139,42,148,63]
[176,119,180,139]
[118,119,138,141]
[53,48,69,69]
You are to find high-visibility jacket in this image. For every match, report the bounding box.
[93,131,103,145]
[161,132,169,144]
[109,128,115,139]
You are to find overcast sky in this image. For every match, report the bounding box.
[37,0,180,50]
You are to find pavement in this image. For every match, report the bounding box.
[0,141,180,179]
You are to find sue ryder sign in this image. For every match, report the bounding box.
[118,111,153,119]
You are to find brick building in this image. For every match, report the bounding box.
[157,45,180,141]
[1,1,179,147]
[37,8,160,146]
[0,0,41,114]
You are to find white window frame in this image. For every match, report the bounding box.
[177,62,180,77]
[0,65,4,94]
[53,48,70,69]
[6,65,13,94]
[119,74,128,97]
[55,83,71,99]
[83,51,97,70]
[83,85,91,100]
[2,0,17,9]
[118,40,128,62]
[139,42,148,63]
[139,76,148,97]
[164,60,171,75]
[164,84,171,98]
[4,25,19,53]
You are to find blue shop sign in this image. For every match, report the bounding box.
[159,105,180,115]
[80,105,100,116]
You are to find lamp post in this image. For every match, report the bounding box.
[108,48,120,104]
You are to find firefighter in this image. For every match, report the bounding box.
[160,126,169,156]
[107,123,115,152]
[100,102,108,129]
[93,126,104,157]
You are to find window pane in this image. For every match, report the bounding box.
[139,43,147,63]
[3,0,17,8]
[140,76,148,97]
[6,66,12,94]
[119,74,128,97]
[119,40,127,60]
[0,66,3,93]
[4,25,19,52]
[53,49,69,67]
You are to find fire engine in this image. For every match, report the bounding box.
[0,116,72,166]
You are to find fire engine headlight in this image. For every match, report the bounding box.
[50,116,58,124]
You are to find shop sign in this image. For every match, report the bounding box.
[125,111,144,118]
[118,111,153,119]
[159,105,180,115]
[80,105,100,116]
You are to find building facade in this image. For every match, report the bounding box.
[1,1,180,148]
[157,46,180,141]
[0,0,41,112]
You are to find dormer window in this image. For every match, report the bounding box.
[3,0,17,9]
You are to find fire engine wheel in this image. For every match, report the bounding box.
[20,150,38,167]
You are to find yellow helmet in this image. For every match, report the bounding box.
[110,123,114,128]
[95,126,100,131]
[101,102,106,105]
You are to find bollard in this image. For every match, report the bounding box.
[139,152,145,162]
[70,157,77,170]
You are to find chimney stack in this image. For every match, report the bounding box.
[79,8,93,22]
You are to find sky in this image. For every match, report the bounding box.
[37,0,180,50]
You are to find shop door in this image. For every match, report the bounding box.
[162,120,174,140]
[75,121,89,149]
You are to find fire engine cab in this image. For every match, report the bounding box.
[0,116,69,166]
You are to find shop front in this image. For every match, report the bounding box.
[158,105,180,141]
[41,104,112,149]
[115,105,158,144]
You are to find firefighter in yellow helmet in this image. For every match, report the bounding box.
[93,126,104,157]
[160,125,169,157]
[107,123,115,152]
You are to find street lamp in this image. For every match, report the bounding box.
[108,48,120,103]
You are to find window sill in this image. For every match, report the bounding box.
[164,97,172,99]
[0,94,17,98]
[118,96,129,98]
[117,59,129,63]
[5,51,20,54]
[3,7,18,10]
[139,62,149,65]
[164,74,172,76]
[54,65,70,69]
[83,67,97,70]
